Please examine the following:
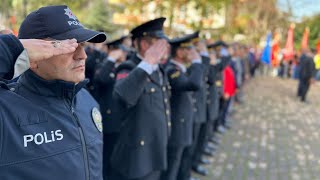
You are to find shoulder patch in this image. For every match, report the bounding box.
[116,72,129,80]
[92,107,103,132]
[115,61,136,74]
[170,71,181,79]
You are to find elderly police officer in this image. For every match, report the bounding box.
[110,18,171,180]
[161,34,204,180]
[0,5,106,180]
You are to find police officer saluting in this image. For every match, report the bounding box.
[0,5,107,180]
[110,18,171,180]
[161,34,204,180]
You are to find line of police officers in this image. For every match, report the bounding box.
[0,5,237,180]
[85,17,233,180]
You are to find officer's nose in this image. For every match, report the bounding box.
[73,43,87,61]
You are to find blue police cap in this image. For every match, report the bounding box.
[130,17,168,40]
[18,5,107,43]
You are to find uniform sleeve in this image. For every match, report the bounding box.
[0,34,24,80]
[207,65,218,85]
[167,63,203,91]
[0,105,3,156]
[13,50,30,79]
[201,55,210,67]
[94,59,116,85]
[113,65,149,108]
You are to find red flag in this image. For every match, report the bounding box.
[301,27,309,50]
[271,32,280,67]
[283,23,295,61]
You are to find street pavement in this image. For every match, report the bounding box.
[194,76,320,180]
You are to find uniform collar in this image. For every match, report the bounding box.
[18,69,88,99]
[171,59,187,73]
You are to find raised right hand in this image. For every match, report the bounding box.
[144,39,168,65]
[20,39,78,66]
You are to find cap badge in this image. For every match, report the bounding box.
[64,8,78,20]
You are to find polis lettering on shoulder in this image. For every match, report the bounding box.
[23,130,64,147]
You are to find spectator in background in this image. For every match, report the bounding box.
[297,48,316,102]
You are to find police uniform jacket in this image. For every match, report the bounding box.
[192,55,210,124]
[0,70,103,180]
[206,64,220,122]
[93,59,119,134]
[85,46,107,98]
[111,53,171,179]
[215,56,232,96]
[166,60,203,147]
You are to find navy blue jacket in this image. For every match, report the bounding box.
[0,35,103,179]
[192,56,210,124]
[93,60,119,133]
[111,53,171,178]
[166,61,203,147]
[85,46,107,98]
[0,70,103,180]
[299,54,316,81]
[215,56,232,96]
[206,64,219,122]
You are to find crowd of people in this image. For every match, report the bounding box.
[0,5,262,180]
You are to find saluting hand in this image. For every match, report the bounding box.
[144,39,168,65]
[195,41,208,54]
[20,39,78,68]
[187,47,201,61]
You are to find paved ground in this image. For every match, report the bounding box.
[195,76,320,180]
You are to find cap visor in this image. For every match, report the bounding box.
[51,28,107,43]
[157,34,169,41]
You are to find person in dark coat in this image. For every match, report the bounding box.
[207,42,232,134]
[85,42,108,98]
[93,37,129,179]
[172,32,210,179]
[161,34,204,180]
[110,18,171,180]
[297,49,316,102]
